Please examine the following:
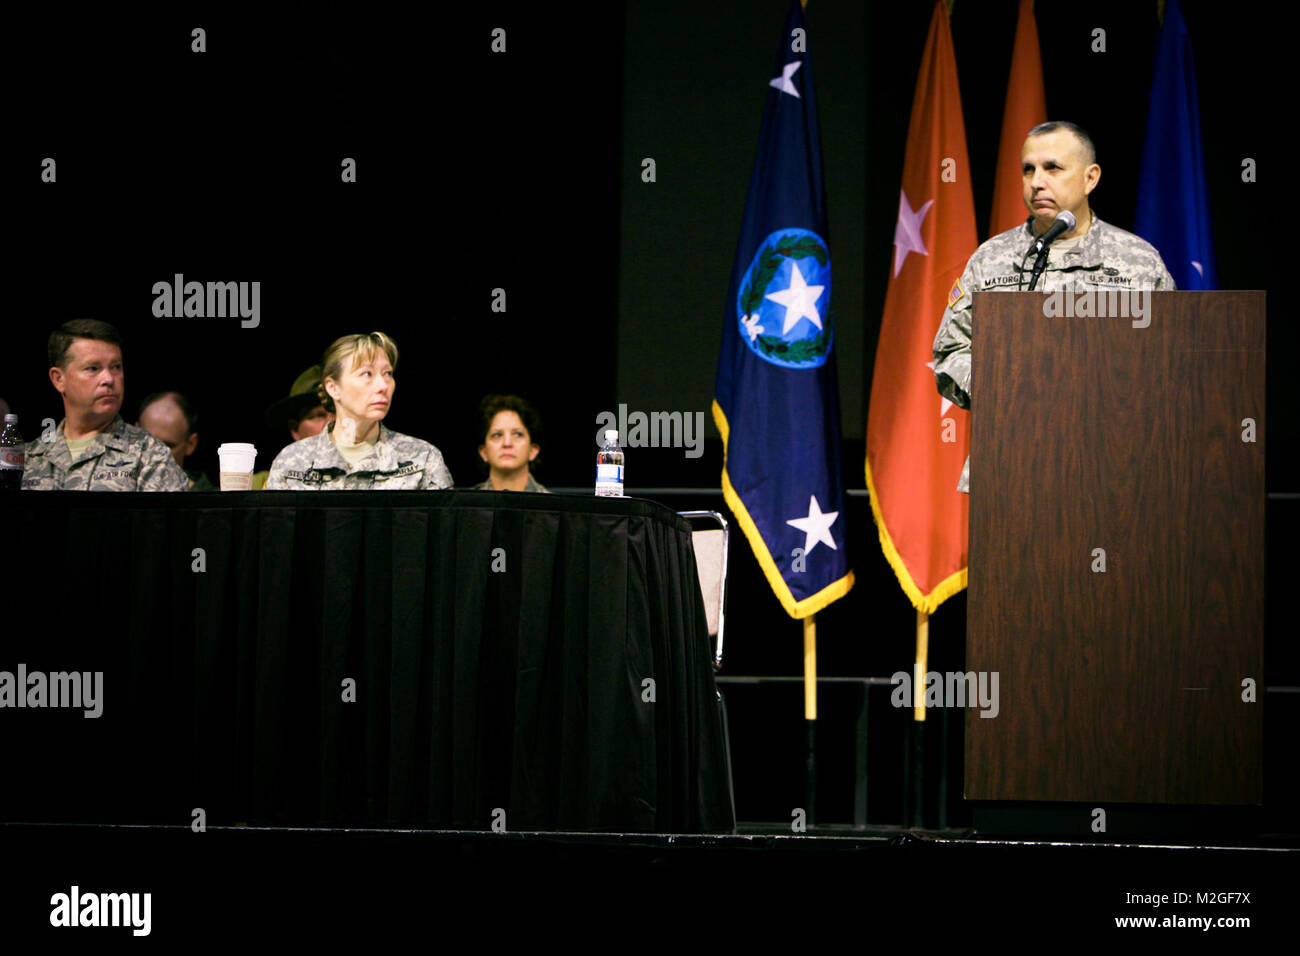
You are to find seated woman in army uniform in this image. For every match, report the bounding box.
[472,394,548,493]
[266,332,453,490]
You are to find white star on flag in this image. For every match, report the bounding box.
[787,495,840,556]
[764,260,825,335]
[770,60,802,98]
[893,189,934,277]
[924,360,954,417]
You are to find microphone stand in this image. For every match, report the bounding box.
[1027,245,1051,291]
[1023,211,1075,290]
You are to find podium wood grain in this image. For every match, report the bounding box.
[965,291,1264,804]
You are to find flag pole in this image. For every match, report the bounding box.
[865,0,975,832]
[914,609,928,722]
[804,613,817,825]
[910,609,929,827]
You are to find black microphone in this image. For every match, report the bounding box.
[1025,209,1077,258]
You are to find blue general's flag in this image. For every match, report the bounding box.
[712,0,853,619]
[1135,0,1217,290]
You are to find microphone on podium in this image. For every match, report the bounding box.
[1025,209,1077,291]
[1025,209,1077,259]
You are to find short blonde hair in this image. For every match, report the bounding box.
[317,332,399,413]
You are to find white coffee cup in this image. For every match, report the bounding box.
[217,442,258,491]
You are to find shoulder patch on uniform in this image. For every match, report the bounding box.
[947,277,964,308]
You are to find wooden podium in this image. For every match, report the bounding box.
[965,291,1265,804]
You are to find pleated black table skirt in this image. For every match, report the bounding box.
[1,491,735,833]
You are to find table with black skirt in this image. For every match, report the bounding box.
[1,491,735,833]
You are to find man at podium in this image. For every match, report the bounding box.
[932,121,1175,493]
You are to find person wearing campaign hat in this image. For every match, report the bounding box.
[251,365,334,490]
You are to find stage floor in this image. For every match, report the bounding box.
[1,822,1291,940]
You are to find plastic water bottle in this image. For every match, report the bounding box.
[0,414,24,491]
[595,429,624,497]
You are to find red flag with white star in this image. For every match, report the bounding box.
[864,1,975,613]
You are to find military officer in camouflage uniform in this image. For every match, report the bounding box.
[266,422,453,490]
[266,331,453,490]
[23,319,189,492]
[932,121,1175,494]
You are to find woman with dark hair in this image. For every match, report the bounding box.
[474,394,548,492]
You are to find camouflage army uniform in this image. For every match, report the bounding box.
[265,422,453,490]
[22,415,189,491]
[932,212,1175,493]
[471,475,549,493]
[186,468,218,492]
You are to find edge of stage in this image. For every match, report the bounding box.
[2,822,1293,939]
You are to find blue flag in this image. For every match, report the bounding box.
[1135,0,1216,290]
[712,0,853,619]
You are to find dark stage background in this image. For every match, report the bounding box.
[5,1,1292,832]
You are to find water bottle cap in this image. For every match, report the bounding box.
[2,414,15,423]
[604,430,618,442]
